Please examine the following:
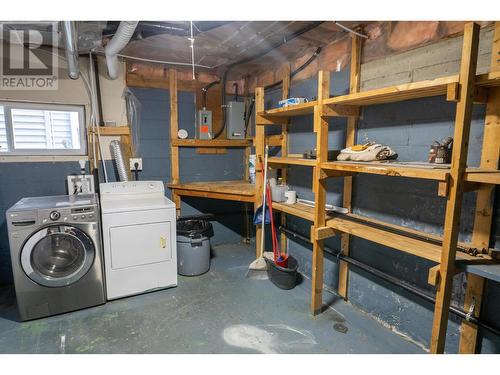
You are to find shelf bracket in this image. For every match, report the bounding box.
[321,104,360,118]
[313,225,338,241]
[256,114,287,125]
[446,82,488,104]
[428,264,441,286]
[437,175,450,197]
[322,169,352,178]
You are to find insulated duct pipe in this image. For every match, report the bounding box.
[105,21,139,80]
[61,21,80,79]
[109,140,129,182]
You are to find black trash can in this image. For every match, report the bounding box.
[265,256,298,290]
[176,219,214,276]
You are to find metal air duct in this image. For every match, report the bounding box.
[61,21,80,79]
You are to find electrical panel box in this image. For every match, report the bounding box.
[226,101,245,139]
[196,110,213,140]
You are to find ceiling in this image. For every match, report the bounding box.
[92,21,361,78]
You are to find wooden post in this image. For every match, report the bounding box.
[169,69,181,215]
[338,34,363,299]
[280,65,291,255]
[459,21,500,354]
[311,70,330,315]
[430,22,480,354]
[254,87,266,258]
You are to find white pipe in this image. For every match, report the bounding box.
[61,21,80,79]
[105,21,138,79]
[89,52,108,182]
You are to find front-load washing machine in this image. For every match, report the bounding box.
[6,194,106,321]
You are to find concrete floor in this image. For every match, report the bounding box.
[0,243,424,354]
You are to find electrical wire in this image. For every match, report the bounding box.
[213,21,324,139]
[334,22,368,39]
[189,21,195,80]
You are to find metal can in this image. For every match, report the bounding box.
[249,154,256,184]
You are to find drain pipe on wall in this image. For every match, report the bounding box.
[279,225,500,338]
[105,21,139,80]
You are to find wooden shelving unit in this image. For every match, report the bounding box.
[321,160,450,181]
[323,75,458,106]
[258,100,317,118]
[253,22,500,354]
[171,139,252,148]
[167,180,255,203]
[166,69,260,250]
[268,156,316,167]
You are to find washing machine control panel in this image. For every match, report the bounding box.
[38,206,97,224]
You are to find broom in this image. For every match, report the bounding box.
[247,145,270,273]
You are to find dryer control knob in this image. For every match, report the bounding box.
[49,211,61,221]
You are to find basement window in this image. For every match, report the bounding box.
[0,101,86,156]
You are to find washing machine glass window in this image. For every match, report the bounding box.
[20,225,95,288]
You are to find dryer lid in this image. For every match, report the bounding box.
[101,195,175,214]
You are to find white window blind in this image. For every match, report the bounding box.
[0,106,7,152]
[0,102,85,156]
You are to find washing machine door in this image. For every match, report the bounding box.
[20,225,95,287]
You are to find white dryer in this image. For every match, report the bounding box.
[99,181,177,300]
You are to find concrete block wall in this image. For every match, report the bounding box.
[270,31,500,353]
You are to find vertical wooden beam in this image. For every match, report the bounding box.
[430,22,480,354]
[311,70,330,315]
[254,87,266,258]
[169,69,181,215]
[280,65,291,255]
[338,34,363,300]
[459,21,500,354]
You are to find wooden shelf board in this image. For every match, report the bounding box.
[321,161,450,181]
[272,201,316,221]
[167,180,256,203]
[475,71,500,88]
[323,75,459,107]
[268,156,316,167]
[94,126,130,136]
[324,214,492,264]
[465,168,500,184]
[258,101,317,117]
[459,262,500,283]
[171,139,252,148]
